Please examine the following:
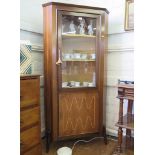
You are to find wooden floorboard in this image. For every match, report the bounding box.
[42,137,134,155]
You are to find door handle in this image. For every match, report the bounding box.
[56,49,62,65]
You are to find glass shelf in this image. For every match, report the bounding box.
[62,59,95,62]
[62,33,96,39]
[62,86,96,88]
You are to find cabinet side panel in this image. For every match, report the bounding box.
[50,5,59,141]
[43,6,52,142]
[43,5,58,141]
[102,12,108,128]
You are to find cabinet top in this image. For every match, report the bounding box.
[20,74,40,79]
[42,2,109,14]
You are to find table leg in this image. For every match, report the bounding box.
[118,99,123,124]
[126,99,133,149]
[127,100,133,116]
[126,129,131,149]
[117,127,123,153]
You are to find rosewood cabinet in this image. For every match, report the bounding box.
[42,2,109,149]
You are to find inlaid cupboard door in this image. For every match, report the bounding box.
[59,92,99,137]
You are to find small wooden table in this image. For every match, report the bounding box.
[115,83,134,153]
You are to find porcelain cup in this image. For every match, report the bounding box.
[91,53,96,59]
[70,53,74,59]
[64,53,71,59]
[62,82,68,87]
[70,81,75,86]
[74,53,81,59]
[75,82,80,87]
[88,82,94,87]
[83,81,88,87]
[81,54,87,59]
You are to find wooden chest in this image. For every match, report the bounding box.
[20,75,42,155]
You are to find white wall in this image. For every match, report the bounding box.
[20,0,134,137]
[106,32,134,136]
[20,0,127,34]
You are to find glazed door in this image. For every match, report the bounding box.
[57,11,102,138]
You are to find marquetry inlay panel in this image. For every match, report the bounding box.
[59,92,99,137]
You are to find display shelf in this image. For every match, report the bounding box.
[116,114,134,130]
[62,86,96,88]
[62,33,96,39]
[62,59,95,62]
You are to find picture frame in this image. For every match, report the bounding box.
[124,0,134,31]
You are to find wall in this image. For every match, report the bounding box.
[20,0,134,137]
[106,32,134,136]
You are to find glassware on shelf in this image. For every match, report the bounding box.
[88,20,94,35]
[63,53,71,60]
[88,82,94,87]
[81,54,87,59]
[73,53,81,59]
[75,81,80,87]
[70,81,75,87]
[62,82,68,87]
[69,20,76,34]
[70,53,74,59]
[83,81,88,87]
[91,53,96,59]
[78,18,86,35]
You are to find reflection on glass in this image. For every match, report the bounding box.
[61,15,97,88]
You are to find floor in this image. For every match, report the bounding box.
[42,137,134,155]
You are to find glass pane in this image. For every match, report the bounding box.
[61,15,97,88]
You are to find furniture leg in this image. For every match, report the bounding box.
[126,99,133,149]
[117,127,123,153]
[118,99,123,124]
[127,100,133,116]
[102,126,107,144]
[46,130,51,153]
[126,129,131,149]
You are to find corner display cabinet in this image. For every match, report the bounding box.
[42,2,109,150]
